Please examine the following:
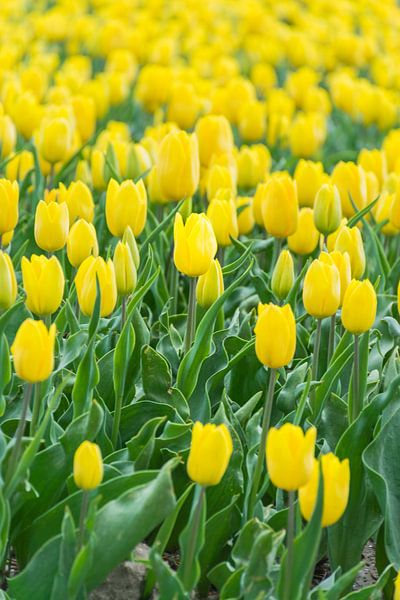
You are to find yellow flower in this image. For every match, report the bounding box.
[288,207,320,255]
[0,251,17,311]
[331,162,367,218]
[303,259,341,318]
[294,160,328,208]
[341,279,377,334]
[91,149,107,191]
[38,117,72,164]
[195,115,233,167]
[313,184,342,236]
[147,165,168,205]
[299,453,350,527]
[22,255,64,316]
[319,251,351,306]
[73,441,103,490]
[6,150,34,182]
[206,165,236,200]
[207,197,238,247]
[75,256,117,317]
[236,196,255,235]
[238,100,266,143]
[67,219,99,268]
[0,179,19,235]
[59,180,94,225]
[334,226,366,279]
[34,200,69,252]
[253,182,268,226]
[173,212,217,277]
[262,174,298,238]
[327,218,347,252]
[358,148,387,187]
[196,259,224,309]
[105,178,147,237]
[71,95,96,143]
[237,145,270,190]
[271,250,294,301]
[266,424,316,491]
[255,303,296,368]
[0,115,16,159]
[11,319,56,383]
[167,82,200,130]
[113,241,137,296]
[157,131,200,201]
[289,112,326,158]
[374,192,398,236]
[122,226,140,269]
[187,422,233,486]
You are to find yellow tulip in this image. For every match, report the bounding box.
[105,178,147,237]
[122,226,140,269]
[358,148,387,187]
[313,184,342,236]
[34,200,69,252]
[334,226,366,279]
[262,174,298,238]
[327,218,348,252]
[113,241,137,296]
[288,207,319,255]
[0,115,16,158]
[6,150,34,182]
[255,303,296,368]
[167,82,200,130]
[0,251,17,311]
[75,160,92,187]
[71,95,96,143]
[331,161,367,218]
[206,165,236,200]
[271,250,294,301]
[237,145,270,190]
[75,256,117,317]
[319,251,351,306]
[195,115,234,167]
[299,453,350,527]
[238,100,266,143]
[67,219,99,268]
[147,165,168,205]
[22,255,64,316]
[187,422,233,486]
[207,197,238,247]
[341,279,377,334]
[374,192,398,236]
[73,441,103,490]
[303,259,341,318]
[11,319,56,383]
[289,112,326,158]
[59,180,94,225]
[196,259,224,309]
[266,424,316,491]
[294,160,328,208]
[173,212,217,277]
[91,149,107,191]
[236,196,255,235]
[0,179,19,235]
[38,117,72,164]
[253,182,268,226]
[157,131,200,201]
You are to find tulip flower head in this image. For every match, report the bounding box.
[196,259,224,309]
[22,255,65,316]
[173,212,217,277]
[157,131,200,200]
[255,303,296,368]
[341,279,377,334]
[0,251,17,311]
[105,178,147,237]
[75,256,117,317]
[187,422,233,486]
[67,219,99,268]
[0,179,19,235]
[11,319,56,383]
[303,259,341,318]
[73,441,103,490]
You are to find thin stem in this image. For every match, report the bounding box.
[284,491,296,600]
[310,319,322,414]
[6,383,33,483]
[184,277,197,354]
[351,334,361,422]
[29,383,42,436]
[121,296,126,328]
[111,394,123,449]
[271,237,282,270]
[327,314,336,364]
[48,163,55,189]
[217,246,225,267]
[248,368,277,517]
[182,486,205,591]
[78,490,89,551]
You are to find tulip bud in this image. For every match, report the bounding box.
[0,251,17,311]
[334,225,366,279]
[266,424,316,491]
[91,149,107,191]
[157,131,200,201]
[255,303,296,368]
[73,441,103,490]
[0,179,19,235]
[59,180,94,225]
[331,161,367,218]
[173,212,217,277]
[67,220,99,268]
[113,241,137,296]
[294,159,328,208]
[271,250,294,301]
[122,226,140,269]
[327,217,347,252]
[358,148,387,187]
[299,453,350,527]
[237,144,270,190]
[6,150,34,182]
[187,422,233,486]
[71,95,96,143]
[374,192,398,236]
[319,251,351,306]
[288,207,319,255]
[147,165,168,205]
[196,259,224,309]
[262,173,298,238]
[236,196,254,235]
[11,319,56,383]
[34,200,69,252]
[238,100,266,143]
[75,160,92,187]
[22,255,65,316]
[75,256,117,317]
[0,115,16,159]
[303,259,341,318]
[341,279,377,334]
[195,115,233,167]
[206,165,236,201]
[38,117,72,164]
[207,197,238,247]
[289,112,326,158]
[105,178,147,237]
[313,184,342,236]
[253,182,268,226]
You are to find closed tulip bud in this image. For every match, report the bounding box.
[271,250,294,301]
[173,212,217,277]
[237,145,270,190]
[303,259,341,318]
[195,115,233,167]
[374,192,398,236]
[365,171,380,204]
[262,174,298,238]
[6,150,34,182]
[196,259,224,309]
[73,441,103,490]
[0,251,17,311]
[34,200,69,252]
[334,226,366,279]
[327,218,347,252]
[358,148,387,187]
[60,180,94,225]
[266,424,316,491]
[206,165,236,200]
[294,159,328,208]
[22,255,64,316]
[122,226,140,269]
[75,256,117,317]
[67,219,98,268]
[71,95,96,143]
[207,197,238,247]
[157,131,200,201]
[147,165,168,205]
[341,279,377,334]
[105,178,147,237]
[314,184,342,235]
[91,149,107,191]
[320,251,351,306]
[38,117,72,164]
[288,207,320,255]
[113,241,137,296]
[11,319,56,383]
[187,422,233,486]
[331,161,367,218]
[0,115,16,158]
[236,196,255,235]
[75,160,92,187]
[238,100,266,143]
[299,453,350,527]
[0,179,19,235]
[255,303,296,368]
[253,182,268,226]
[289,112,326,158]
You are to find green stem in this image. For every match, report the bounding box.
[29,383,42,436]
[78,490,89,551]
[6,383,33,483]
[271,237,282,270]
[351,334,361,422]
[171,263,179,314]
[327,314,336,365]
[121,296,126,329]
[111,393,123,449]
[184,277,197,354]
[182,485,205,591]
[215,307,224,331]
[248,368,277,517]
[310,319,322,414]
[217,246,225,267]
[284,491,296,600]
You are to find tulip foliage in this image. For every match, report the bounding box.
[1,1,400,599]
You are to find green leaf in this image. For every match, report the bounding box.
[72,336,99,419]
[347,195,380,228]
[50,508,77,600]
[177,485,207,592]
[113,322,135,401]
[126,416,166,469]
[149,543,188,600]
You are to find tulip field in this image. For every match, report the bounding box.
[3,0,400,598]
